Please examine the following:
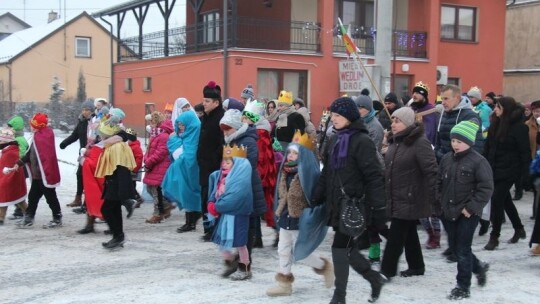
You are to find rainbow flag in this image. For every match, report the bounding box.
[338,18,358,57]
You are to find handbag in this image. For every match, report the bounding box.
[337,175,366,237]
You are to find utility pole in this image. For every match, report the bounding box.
[375,0,393,96]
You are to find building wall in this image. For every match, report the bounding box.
[6,16,118,103]
[0,15,29,35]
[503,1,540,102]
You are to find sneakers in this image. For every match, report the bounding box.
[8,214,23,220]
[230,263,252,281]
[448,287,470,300]
[43,219,62,229]
[17,216,34,228]
[476,262,489,287]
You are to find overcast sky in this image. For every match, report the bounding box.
[0,0,186,37]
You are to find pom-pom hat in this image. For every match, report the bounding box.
[203,81,222,99]
[30,113,48,129]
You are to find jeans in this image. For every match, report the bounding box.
[444,215,482,290]
[380,218,424,277]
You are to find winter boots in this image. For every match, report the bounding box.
[230,263,251,281]
[221,258,239,278]
[448,287,470,300]
[66,194,82,207]
[425,228,441,249]
[507,228,526,244]
[330,248,349,304]
[313,257,335,288]
[349,248,384,303]
[266,273,294,296]
[478,219,490,236]
[177,212,198,233]
[102,234,125,250]
[368,243,381,264]
[77,215,96,234]
[530,244,540,256]
[484,235,499,250]
[122,199,136,219]
[476,262,489,287]
[399,267,425,277]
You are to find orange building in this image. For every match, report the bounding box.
[94,0,507,131]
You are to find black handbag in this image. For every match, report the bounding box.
[337,175,366,238]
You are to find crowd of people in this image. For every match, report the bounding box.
[1,80,540,303]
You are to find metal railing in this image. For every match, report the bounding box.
[119,17,321,61]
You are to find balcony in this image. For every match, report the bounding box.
[118,17,321,61]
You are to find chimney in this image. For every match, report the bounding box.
[48,10,58,23]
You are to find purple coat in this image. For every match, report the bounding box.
[143,120,173,186]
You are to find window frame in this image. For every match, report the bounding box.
[124,78,132,93]
[335,0,375,39]
[440,5,477,42]
[143,77,152,92]
[75,36,91,58]
[257,69,308,106]
[202,10,220,44]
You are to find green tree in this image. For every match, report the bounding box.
[76,68,87,103]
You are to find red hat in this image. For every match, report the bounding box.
[30,113,48,129]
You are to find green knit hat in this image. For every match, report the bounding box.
[451,120,479,147]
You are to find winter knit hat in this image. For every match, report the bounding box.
[223,98,245,111]
[451,120,479,147]
[277,90,293,107]
[30,113,48,129]
[293,98,305,108]
[240,84,255,100]
[203,81,222,100]
[330,97,360,122]
[384,92,399,105]
[220,109,243,130]
[467,86,482,100]
[0,127,15,143]
[412,81,429,99]
[354,95,373,112]
[81,100,95,111]
[391,107,416,127]
[485,91,496,100]
[94,98,108,107]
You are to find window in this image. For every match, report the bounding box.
[124,78,132,93]
[257,69,308,105]
[203,11,220,43]
[143,77,152,92]
[447,77,460,86]
[75,37,91,57]
[335,0,374,38]
[441,5,477,41]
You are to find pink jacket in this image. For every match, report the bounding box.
[143,120,173,186]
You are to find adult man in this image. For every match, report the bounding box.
[355,95,384,151]
[378,92,402,130]
[410,81,439,145]
[435,84,484,261]
[467,86,492,136]
[196,81,225,240]
[60,101,95,208]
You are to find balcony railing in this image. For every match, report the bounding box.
[119,17,321,61]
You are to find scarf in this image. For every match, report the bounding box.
[283,161,298,174]
[275,107,296,128]
[331,128,358,169]
[216,169,230,198]
[363,109,377,124]
[224,123,248,144]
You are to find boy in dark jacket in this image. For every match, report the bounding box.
[438,121,493,300]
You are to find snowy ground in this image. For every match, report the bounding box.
[1,131,540,304]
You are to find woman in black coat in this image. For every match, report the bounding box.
[483,97,530,250]
[380,108,438,279]
[312,97,386,304]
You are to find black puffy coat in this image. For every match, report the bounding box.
[384,124,438,220]
[438,149,493,221]
[102,166,136,201]
[483,107,531,183]
[60,115,92,149]
[312,119,386,228]
[230,125,267,216]
[197,106,225,186]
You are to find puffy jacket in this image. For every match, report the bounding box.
[438,149,493,221]
[385,124,439,220]
[60,114,92,149]
[143,120,173,186]
[8,115,28,157]
[435,96,483,161]
[129,140,144,173]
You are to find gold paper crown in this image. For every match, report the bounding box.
[277,90,293,104]
[291,130,315,151]
[223,144,247,159]
[414,81,429,93]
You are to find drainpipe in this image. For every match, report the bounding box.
[7,63,12,115]
[223,0,228,98]
[100,16,115,106]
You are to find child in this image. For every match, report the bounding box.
[438,121,492,300]
[6,115,29,220]
[266,131,334,297]
[16,113,62,228]
[207,145,253,281]
[95,114,137,249]
[125,128,144,211]
[0,128,27,225]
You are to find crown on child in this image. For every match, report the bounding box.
[223,144,247,158]
[291,130,315,151]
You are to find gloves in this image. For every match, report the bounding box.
[208,202,219,217]
[59,142,67,149]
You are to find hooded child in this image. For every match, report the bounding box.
[0,128,27,225]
